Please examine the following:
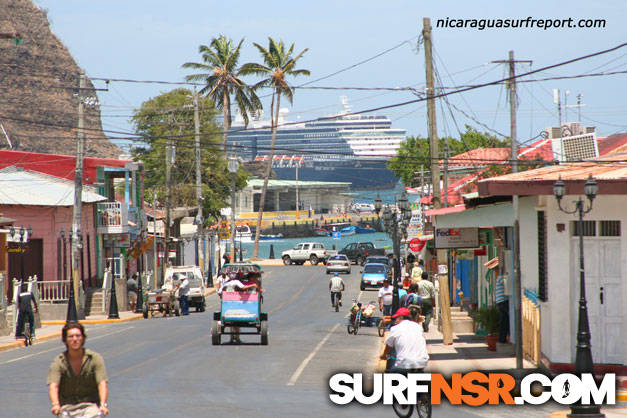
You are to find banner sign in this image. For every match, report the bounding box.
[434,227,479,249]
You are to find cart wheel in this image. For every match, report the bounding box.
[260,321,268,345]
[211,321,220,345]
[142,304,148,319]
[378,319,386,337]
[174,301,181,316]
[165,305,171,317]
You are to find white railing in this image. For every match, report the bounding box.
[97,202,128,233]
[37,280,71,302]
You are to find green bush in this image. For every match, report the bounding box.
[475,306,499,336]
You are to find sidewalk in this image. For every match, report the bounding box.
[0,311,142,353]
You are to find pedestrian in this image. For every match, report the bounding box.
[410,259,424,285]
[494,265,509,343]
[175,273,191,315]
[378,279,394,317]
[15,282,38,340]
[47,322,109,416]
[416,271,436,332]
[127,273,138,312]
[406,252,416,275]
[223,253,230,265]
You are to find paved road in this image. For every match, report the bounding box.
[2,265,604,417]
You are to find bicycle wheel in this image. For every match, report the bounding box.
[416,398,431,418]
[347,324,355,334]
[353,312,361,335]
[377,318,386,337]
[392,402,413,418]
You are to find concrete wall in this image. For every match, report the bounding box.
[519,194,627,365]
[39,303,68,321]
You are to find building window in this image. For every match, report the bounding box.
[571,220,596,237]
[537,211,548,302]
[600,220,621,237]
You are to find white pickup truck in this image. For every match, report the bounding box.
[281,242,337,266]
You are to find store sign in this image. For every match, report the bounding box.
[434,228,479,249]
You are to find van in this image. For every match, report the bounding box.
[164,265,206,312]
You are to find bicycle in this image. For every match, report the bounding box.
[331,291,341,312]
[347,299,362,335]
[386,360,432,418]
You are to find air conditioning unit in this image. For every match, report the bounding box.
[551,132,599,162]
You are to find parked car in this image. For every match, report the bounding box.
[360,263,389,290]
[325,254,351,274]
[163,265,206,312]
[352,203,375,213]
[281,242,337,265]
[339,241,386,265]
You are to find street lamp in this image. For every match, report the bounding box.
[376,197,412,313]
[227,157,240,262]
[553,175,602,417]
[64,228,78,322]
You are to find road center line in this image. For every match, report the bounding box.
[287,323,340,386]
[0,326,134,365]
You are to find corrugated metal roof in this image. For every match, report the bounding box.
[0,167,106,206]
[246,179,351,188]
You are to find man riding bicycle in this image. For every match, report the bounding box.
[47,322,109,417]
[380,307,429,372]
[329,273,345,308]
[15,282,38,341]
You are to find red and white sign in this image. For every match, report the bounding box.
[408,238,426,253]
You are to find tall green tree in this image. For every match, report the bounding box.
[241,38,310,259]
[182,35,262,152]
[130,88,247,220]
[387,126,509,187]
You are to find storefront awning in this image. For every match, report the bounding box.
[424,205,467,217]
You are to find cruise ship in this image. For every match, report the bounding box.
[228,97,405,189]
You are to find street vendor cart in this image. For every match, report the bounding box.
[143,288,180,318]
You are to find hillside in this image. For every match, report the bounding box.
[0,0,120,157]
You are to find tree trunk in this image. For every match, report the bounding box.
[222,90,231,154]
[252,91,279,259]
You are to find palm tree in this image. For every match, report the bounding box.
[182,35,261,151]
[241,38,310,259]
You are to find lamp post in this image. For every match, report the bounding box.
[553,175,603,417]
[375,192,411,313]
[135,232,144,314]
[227,157,240,263]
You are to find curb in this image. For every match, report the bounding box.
[41,314,144,326]
[0,330,63,353]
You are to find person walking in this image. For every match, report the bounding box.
[15,282,38,340]
[175,274,191,316]
[410,259,424,285]
[416,271,436,332]
[47,322,109,416]
[495,266,509,343]
[127,273,138,312]
[378,279,394,317]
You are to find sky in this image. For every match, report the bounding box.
[34,0,627,151]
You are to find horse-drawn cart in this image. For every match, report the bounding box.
[143,288,180,318]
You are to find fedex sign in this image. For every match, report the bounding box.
[435,227,479,248]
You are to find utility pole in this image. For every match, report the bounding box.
[153,190,158,290]
[553,89,563,136]
[193,87,203,271]
[423,17,441,210]
[443,139,449,208]
[420,165,425,198]
[71,73,86,319]
[295,163,299,219]
[493,51,531,370]
[163,141,172,285]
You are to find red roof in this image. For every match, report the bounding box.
[0,150,129,184]
[597,133,627,156]
[443,148,511,167]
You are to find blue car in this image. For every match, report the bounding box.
[360,263,390,290]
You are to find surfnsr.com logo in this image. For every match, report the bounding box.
[329,372,616,406]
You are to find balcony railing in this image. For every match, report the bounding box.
[97,202,128,234]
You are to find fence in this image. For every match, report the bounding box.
[522,289,541,365]
[37,280,71,302]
